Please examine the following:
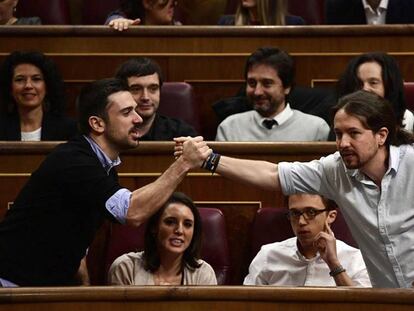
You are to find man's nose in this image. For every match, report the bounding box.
[141,88,149,100]
[133,110,143,124]
[254,84,264,96]
[338,134,350,148]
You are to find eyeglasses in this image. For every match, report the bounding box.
[286,208,328,220]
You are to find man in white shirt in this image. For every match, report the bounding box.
[326,0,414,25]
[244,194,371,287]
[175,90,414,288]
[215,47,329,142]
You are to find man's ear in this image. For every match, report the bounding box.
[326,210,337,225]
[284,86,291,96]
[376,127,389,147]
[88,116,105,134]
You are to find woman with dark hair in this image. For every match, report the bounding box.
[105,0,180,31]
[218,0,305,25]
[337,52,414,132]
[0,0,41,25]
[108,192,217,285]
[0,51,77,141]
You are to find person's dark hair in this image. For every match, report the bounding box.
[143,192,202,273]
[321,197,337,211]
[0,50,66,115]
[336,52,406,127]
[120,0,145,20]
[244,47,295,88]
[115,57,163,87]
[77,78,129,135]
[332,90,414,146]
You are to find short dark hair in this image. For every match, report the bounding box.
[143,192,203,272]
[332,90,414,146]
[115,57,163,87]
[77,78,129,135]
[244,46,295,88]
[0,50,66,115]
[336,52,406,127]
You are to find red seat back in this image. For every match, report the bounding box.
[288,0,325,25]
[16,0,71,25]
[404,82,414,112]
[82,0,121,25]
[159,82,201,134]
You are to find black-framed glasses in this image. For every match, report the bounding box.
[286,208,328,220]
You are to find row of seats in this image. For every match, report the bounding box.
[159,82,414,137]
[16,0,326,25]
[91,206,355,286]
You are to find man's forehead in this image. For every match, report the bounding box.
[127,73,160,86]
[107,91,136,109]
[288,194,325,209]
[247,64,279,79]
[334,109,368,130]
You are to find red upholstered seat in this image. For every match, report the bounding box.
[404,82,414,112]
[159,82,201,134]
[288,0,325,25]
[250,207,357,260]
[16,0,71,25]
[82,0,121,25]
[104,208,231,285]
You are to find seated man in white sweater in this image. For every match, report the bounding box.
[244,194,371,286]
[216,47,330,141]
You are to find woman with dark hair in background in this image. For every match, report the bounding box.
[337,52,414,132]
[108,192,217,285]
[0,0,41,25]
[0,51,77,141]
[106,0,180,31]
[218,0,304,25]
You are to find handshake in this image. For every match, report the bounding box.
[173,136,218,172]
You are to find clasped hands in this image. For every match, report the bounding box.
[174,136,211,170]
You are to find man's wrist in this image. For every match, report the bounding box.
[329,265,346,277]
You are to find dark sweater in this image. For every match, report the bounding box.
[0,112,78,141]
[0,136,122,286]
[140,113,197,141]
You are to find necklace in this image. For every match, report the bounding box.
[154,270,184,285]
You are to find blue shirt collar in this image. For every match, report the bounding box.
[83,135,121,174]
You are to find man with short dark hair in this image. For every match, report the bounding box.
[215,47,329,141]
[115,57,197,140]
[0,78,207,287]
[244,194,371,287]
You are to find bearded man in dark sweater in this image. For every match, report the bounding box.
[0,78,208,287]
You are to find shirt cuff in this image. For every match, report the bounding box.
[105,188,131,224]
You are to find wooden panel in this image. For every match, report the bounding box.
[2,26,414,138]
[0,287,413,311]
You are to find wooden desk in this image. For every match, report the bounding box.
[0,286,413,311]
[2,25,414,138]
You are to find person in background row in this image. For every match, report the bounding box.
[106,0,180,31]
[215,47,330,142]
[108,192,217,285]
[0,51,77,141]
[218,0,305,25]
[0,0,41,25]
[337,52,414,132]
[115,57,197,140]
[325,0,414,25]
[244,194,371,287]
